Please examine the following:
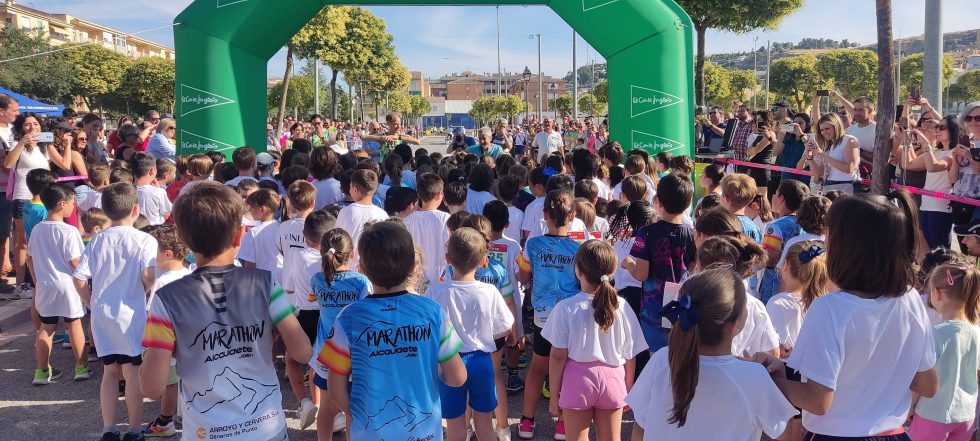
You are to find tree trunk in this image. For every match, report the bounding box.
[330,68,339,121]
[276,45,295,142]
[695,24,707,108]
[872,0,895,195]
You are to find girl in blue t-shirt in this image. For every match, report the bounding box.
[516,190,582,439]
[310,228,371,437]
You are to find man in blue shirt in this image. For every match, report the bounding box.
[467,127,503,159]
[701,105,727,151]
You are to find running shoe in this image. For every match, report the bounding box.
[74,364,94,381]
[32,367,62,385]
[517,417,535,439]
[497,427,512,441]
[88,346,100,362]
[518,353,529,368]
[506,373,525,392]
[143,418,177,437]
[332,411,346,433]
[121,431,144,441]
[0,282,15,294]
[297,397,318,429]
[554,420,566,441]
[52,332,68,345]
[100,431,121,441]
[15,283,32,299]
[541,378,551,399]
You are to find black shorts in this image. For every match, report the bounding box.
[101,354,143,366]
[39,315,79,325]
[12,199,29,220]
[529,323,553,357]
[494,337,506,353]
[0,195,12,238]
[297,309,320,345]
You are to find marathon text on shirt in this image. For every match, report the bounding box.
[179,84,236,117]
[356,320,433,358]
[631,85,685,118]
[534,250,575,270]
[189,320,266,363]
[631,130,686,154]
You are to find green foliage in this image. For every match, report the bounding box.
[769,55,826,110]
[63,44,131,107]
[593,80,608,104]
[469,96,501,125]
[948,71,980,103]
[816,49,878,99]
[727,69,757,101]
[548,94,574,116]
[497,95,525,121]
[408,95,432,120]
[898,53,955,99]
[0,27,71,104]
[118,57,175,113]
[564,63,607,87]
[267,75,350,118]
[577,93,607,116]
[703,61,732,104]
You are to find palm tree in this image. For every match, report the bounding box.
[872,0,896,194]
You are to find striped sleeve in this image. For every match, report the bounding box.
[269,285,296,325]
[437,311,463,363]
[516,250,531,273]
[762,224,784,252]
[319,313,352,375]
[497,271,514,299]
[142,297,176,351]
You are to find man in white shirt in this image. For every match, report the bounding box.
[0,94,19,294]
[843,96,878,169]
[531,117,564,163]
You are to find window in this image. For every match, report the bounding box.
[114,36,127,47]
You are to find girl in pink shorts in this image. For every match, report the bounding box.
[541,240,648,441]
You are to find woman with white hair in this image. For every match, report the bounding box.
[147,118,177,162]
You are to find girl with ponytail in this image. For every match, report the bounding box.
[309,228,371,437]
[626,268,797,440]
[541,240,647,441]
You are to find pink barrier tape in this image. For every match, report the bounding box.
[57,175,87,183]
[711,158,980,208]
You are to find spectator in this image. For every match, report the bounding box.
[469,127,504,160]
[804,113,860,195]
[147,118,177,163]
[531,117,564,163]
[729,103,755,161]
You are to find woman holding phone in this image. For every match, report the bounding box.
[4,112,71,297]
[802,113,860,196]
[773,112,811,184]
[901,115,962,249]
[745,110,777,199]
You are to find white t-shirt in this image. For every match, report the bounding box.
[921,149,954,213]
[224,175,258,187]
[777,232,824,269]
[238,220,282,280]
[504,206,524,244]
[731,290,780,357]
[465,188,497,215]
[275,217,306,279]
[591,177,612,200]
[612,237,643,289]
[589,217,610,239]
[12,146,49,200]
[281,246,321,310]
[424,279,514,353]
[541,292,647,365]
[149,267,192,308]
[137,184,173,225]
[336,202,389,266]
[845,121,877,155]
[824,134,861,182]
[405,209,451,288]
[490,235,523,335]
[533,130,564,162]
[787,289,937,436]
[0,125,12,193]
[766,292,804,355]
[28,221,86,319]
[312,178,343,210]
[79,188,103,211]
[73,225,157,357]
[611,173,656,204]
[627,348,797,441]
[521,197,545,237]
[527,216,589,242]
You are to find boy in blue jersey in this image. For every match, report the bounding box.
[321,221,467,441]
[759,179,808,303]
[720,173,763,244]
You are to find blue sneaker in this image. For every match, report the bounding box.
[52,332,68,345]
[518,353,529,368]
[506,373,525,392]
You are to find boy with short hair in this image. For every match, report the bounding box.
[612,154,655,203]
[155,159,176,188]
[79,165,111,211]
[720,173,763,243]
[622,173,697,372]
[443,181,468,214]
[73,183,157,441]
[425,227,514,441]
[110,167,134,185]
[519,167,549,243]
[141,182,312,441]
[239,189,282,276]
[619,175,648,204]
[224,146,258,187]
[322,222,467,440]
[497,175,525,242]
[81,207,110,245]
[759,180,809,303]
[29,184,91,385]
[276,180,317,283]
[405,173,451,290]
[483,200,527,393]
[24,169,57,240]
[336,169,388,266]
[131,152,172,226]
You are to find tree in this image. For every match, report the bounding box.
[674,0,803,106]
[898,53,955,99]
[769,55,825,110]
[564,63,608,88]
[703,61,732,105]
[406,95,432,126]
[63,44,130,109]
[816,49,878,99]
[593,80,608,104]
[469,96,500,126]
[268,75,315,116]
[0,27,71,104]
[118,57,175,113]
[548,94,574,116]
[496,95,525,123]
[578,93,607,116]
[871,0,895,195]
[948,71,980,103]
[727,69,757,102]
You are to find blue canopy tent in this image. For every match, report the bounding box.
[0,87,64,117]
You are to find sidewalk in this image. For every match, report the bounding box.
[0,294,31,333]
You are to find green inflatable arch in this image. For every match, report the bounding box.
[173,0,694,158]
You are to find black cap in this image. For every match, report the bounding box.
[954,221,980,237]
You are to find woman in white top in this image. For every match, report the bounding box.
[804,113,860,195]
[901,114,961,249]
[626,268,797,441]
[757,192,938,441]
[4,113,71,293]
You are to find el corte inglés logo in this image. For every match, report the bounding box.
[631,85,684,118]
[631,130,685,154]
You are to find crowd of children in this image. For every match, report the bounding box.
[18,117,980,441]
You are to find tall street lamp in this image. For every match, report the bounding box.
[522,66,532,124]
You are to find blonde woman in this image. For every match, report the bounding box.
[147,118,177,162]
[803,113,860,195]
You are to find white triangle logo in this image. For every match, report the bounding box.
[582,0,619,12]
[631,130,686,154]
[630,85,685,118]
[216,0,248,8]
[179,84,236,118]
[179,129,235,155]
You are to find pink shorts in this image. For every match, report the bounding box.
[908,415,975,441]
[558,359,627,411]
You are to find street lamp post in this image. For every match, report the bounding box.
[522,67,532,124]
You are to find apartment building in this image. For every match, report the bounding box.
[427,70,567,110]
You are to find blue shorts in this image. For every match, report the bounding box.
[11,198,28,220]
[439,351,497,418]
[314,372,328,390]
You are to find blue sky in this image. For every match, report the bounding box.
[17,0,980,83]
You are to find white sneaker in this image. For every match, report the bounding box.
[497,427,512,441]
[297,398,317,429]
[465,430,474,441]
[16,283,32,299]
[332,411,346,433]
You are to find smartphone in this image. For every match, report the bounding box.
[896,104,905,120]
[971,148,980,162]
[780,122,795,133]
[816,89,830,97]
[38,132,54,143]
[960,134,972,148]
[910,85,922,104]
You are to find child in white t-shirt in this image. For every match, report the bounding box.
[626,269,797,441]
[336,170,388,268]
[424,227,514,441]
[142,224,192,437]
[767,240,829,359]
[543,240,647,441]
[72,183,157,441]
[496,176,525,244]
[132,152,172,225]
[909,263,980,441]
[29,184,90,385]
[483,200,526,392]
[405,173,450,291]
[239,189,281,277]
[277,180,316,283]
[78,165,110,211]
